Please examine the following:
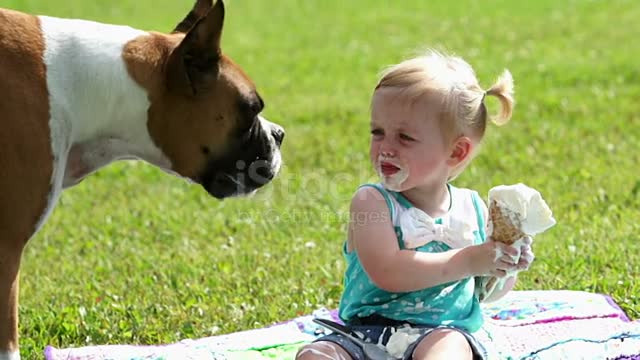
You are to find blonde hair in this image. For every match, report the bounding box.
[374,50,515,179]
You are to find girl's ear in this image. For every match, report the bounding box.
[447,136,473,166]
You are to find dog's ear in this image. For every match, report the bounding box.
[172,0,213,33]
[166,0,225,96]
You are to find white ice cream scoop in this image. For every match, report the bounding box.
[488,183,556,237]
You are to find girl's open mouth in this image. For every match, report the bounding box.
[380,161,400,176]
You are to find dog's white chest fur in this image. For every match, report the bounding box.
[34,16,170,234]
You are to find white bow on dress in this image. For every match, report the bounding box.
[398,207,476,250]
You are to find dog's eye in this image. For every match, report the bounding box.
[201,146,210,155]
[240,94,264,118]
[248,101,263,119]
[255,95,265,113]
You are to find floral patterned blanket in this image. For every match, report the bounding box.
[46,290,640,360]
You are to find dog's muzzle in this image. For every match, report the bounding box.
[200,116,284,199]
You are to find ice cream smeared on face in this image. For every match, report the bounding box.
[488,183,556,240]
[377,156,408,191]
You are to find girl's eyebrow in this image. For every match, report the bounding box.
[399,121,421,133]
[394,125,413,133]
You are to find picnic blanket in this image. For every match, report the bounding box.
[45,290,640,359]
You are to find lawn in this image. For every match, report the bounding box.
[5,0,639,358]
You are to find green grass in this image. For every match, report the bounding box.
[6,0,639,358]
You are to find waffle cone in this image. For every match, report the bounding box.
[489,200,526,244]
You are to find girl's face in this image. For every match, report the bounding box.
[369,88,453,192]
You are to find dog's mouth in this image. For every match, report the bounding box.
[199,127,283,199]
[202,172,247,199]
[200,153,282,199]
[192,115,284,199]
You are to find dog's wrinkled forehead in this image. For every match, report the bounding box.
[122,0,282,195]
[144,57,263,180]
[136,0,269,179]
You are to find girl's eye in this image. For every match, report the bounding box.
[400,133,415,141]
[371,129,383,137]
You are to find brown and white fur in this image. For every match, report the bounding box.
[0,0,284,358]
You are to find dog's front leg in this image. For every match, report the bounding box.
[0,243,22,360]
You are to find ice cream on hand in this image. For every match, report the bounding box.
[480,183,556,301]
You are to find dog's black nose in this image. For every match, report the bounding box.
[271,125,285,146]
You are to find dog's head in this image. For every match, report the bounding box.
[144,0,284,199]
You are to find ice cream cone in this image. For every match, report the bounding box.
[478,184,556,301]
[484,199,529,296]
[488,199,526,245]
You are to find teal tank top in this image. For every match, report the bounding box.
[339,183,487,332]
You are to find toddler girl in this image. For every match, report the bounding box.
[296,50,533,360]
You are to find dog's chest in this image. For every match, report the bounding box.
[33,16,156,231]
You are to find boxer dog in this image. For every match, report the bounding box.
[0,0,284,358]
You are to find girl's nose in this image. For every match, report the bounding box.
[379,142,395,157]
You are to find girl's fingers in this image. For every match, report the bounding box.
[496,259,518,271]
[520,236,533,246]
[498,255,517,265]
[518,249,535,270]
[497,243,520,257]
[522,250,535,262]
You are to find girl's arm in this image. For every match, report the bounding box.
[350,187,516,293]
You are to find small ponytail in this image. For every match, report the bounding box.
[485,69,515,126]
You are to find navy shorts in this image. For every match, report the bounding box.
[314,321,487,360]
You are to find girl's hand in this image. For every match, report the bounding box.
[516,236,535,271]
[468,239,521,278]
